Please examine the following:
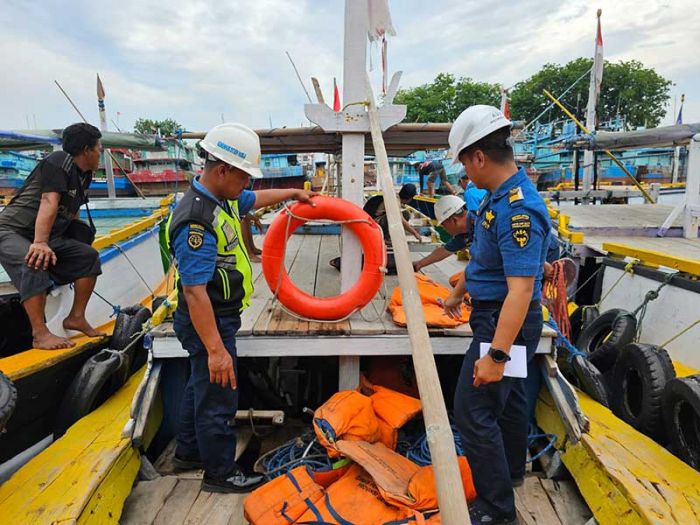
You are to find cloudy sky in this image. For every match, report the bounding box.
[1,0,697,133]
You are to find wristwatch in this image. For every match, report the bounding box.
[487,347,511,364]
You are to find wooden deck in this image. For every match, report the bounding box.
[121,473,592,524]
[557,204,682,236]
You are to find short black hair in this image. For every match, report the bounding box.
[461,125,514,164]
[399,183,417,200]
[62,123,101,156]
[204,157,226,171]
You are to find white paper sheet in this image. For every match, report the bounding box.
[479,343,528,378]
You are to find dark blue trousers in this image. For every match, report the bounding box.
[173,310,241,480]
[454,306,543,518]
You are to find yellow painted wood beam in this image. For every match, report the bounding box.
[0,369,146,523]
[536,390,700,525]
[92,207,168,251]
[603,242,700,276]
[0,270,173,381]
[556,213,585,244]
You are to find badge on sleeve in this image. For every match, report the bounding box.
[508,187,524,205]
[481,209,496,230]
[187,223,205,251]
[511,214,531,248]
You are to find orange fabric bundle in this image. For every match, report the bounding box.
[243,466,324,524]
[313,391,382,456]
[369,383,422,450]
[387,273,470,328]
[405,456,477,510]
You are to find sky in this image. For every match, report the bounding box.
[1,0,698,134]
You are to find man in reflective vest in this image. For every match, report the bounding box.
[166,123,314,493]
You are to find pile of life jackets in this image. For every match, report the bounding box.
[244,380,477,524]
[387,273,470,328]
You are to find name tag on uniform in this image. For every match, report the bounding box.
[479,343,527,378]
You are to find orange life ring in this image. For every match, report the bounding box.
[262,195,385,321]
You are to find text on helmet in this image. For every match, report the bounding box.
[217,141,247,160]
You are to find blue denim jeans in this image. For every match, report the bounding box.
[453,306,543,518]
[173,310,241,480]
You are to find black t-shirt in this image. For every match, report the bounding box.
[418,160,444,176]
[0,151,92,240]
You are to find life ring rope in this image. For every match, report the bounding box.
[262,197,387,322]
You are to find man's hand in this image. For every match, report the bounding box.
[25,242,57,270]
[208,347,237,389]
[292,189,318,206]
[543,262,554,281]
[473,356,505,387]
[411,228,422,242]
[441,293,464,319]
[412,260,423,272]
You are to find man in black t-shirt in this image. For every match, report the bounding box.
[0,123,104,350]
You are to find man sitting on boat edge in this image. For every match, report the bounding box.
[0,123,105,350]
[166,122,315,493]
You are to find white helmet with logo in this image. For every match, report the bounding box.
[199,123,263,178]
[435,195,466,225]
[448,105,511,164]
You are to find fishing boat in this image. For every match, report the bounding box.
[0,195,174,480]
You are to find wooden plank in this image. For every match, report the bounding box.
[514,477,563,525]
[536,389,700,525]
[0,369,146,523]
[309,235,351,335]
[539,479,593,525]
[153,479,201,525]
[338,355,361,390]
[251,234,305,335]
[199,493,246,525]
[121,476,178,525]
[183,490,216,524]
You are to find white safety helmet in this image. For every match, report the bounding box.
[435,195,466,225]
[199,123,263,179]
[448,105,511,164]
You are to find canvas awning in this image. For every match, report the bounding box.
[0,129,164,152]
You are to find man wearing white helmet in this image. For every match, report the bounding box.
[165,123,314,493]
[443,106,549,525]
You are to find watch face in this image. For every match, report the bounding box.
[489,348,509,363]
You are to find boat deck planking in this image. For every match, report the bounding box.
[585,235,700,263]
[554,204,682,234]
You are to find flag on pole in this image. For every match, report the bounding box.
[588,9,604,125]
[676,94,685,125]
[500,87,510,119]
[96,74,106,100]
[333,77,341,112]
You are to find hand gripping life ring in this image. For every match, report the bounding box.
[262,196,385,321]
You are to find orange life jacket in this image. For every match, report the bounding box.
[387,273,470,328]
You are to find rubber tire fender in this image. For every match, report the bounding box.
[112,305,152,351]
[576,308,637,372]
[662,374,700,470]
[569,305,599,344]
[0,371,18,432]
[53,348,124,437]
[611,343,675,441]
[570,355,610,408]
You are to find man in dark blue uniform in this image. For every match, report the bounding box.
[443,106,550,525]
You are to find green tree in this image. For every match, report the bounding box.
[395,73,501,122]
[133,118,182,136]
[509,58,671,128]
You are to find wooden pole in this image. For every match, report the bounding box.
[365,75,470,524]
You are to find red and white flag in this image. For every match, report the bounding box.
[333,77,341,112]
[500,87,510,119]
[585,9,604,130]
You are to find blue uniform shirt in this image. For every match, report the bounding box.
[466,168,549,301]
[464,181,488,213]
[172,177,256,286]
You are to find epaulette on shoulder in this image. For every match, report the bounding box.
[508,187,524,207]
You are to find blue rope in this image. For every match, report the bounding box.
[527,433,557,463]
[404,424,464,466]
[545,316,587,362]
[261,435,332,479]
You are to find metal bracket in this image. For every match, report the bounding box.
[304,102,406,133]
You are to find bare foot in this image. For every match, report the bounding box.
[33,331,75,350]
[249,253,262,263]
[63,315,106,338]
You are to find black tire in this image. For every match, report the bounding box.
[576,308,637,372]
[112,305,152,351]
[54,348,125,437]
[570,355,610,407]
[569,305,600,344]
[0,371,18,432]
[611,343,676,441]
[662,375,700,470]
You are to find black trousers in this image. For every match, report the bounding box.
[453,305,543,518]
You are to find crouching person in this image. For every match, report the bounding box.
[166,123,315,493]
[0,123,104,350]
